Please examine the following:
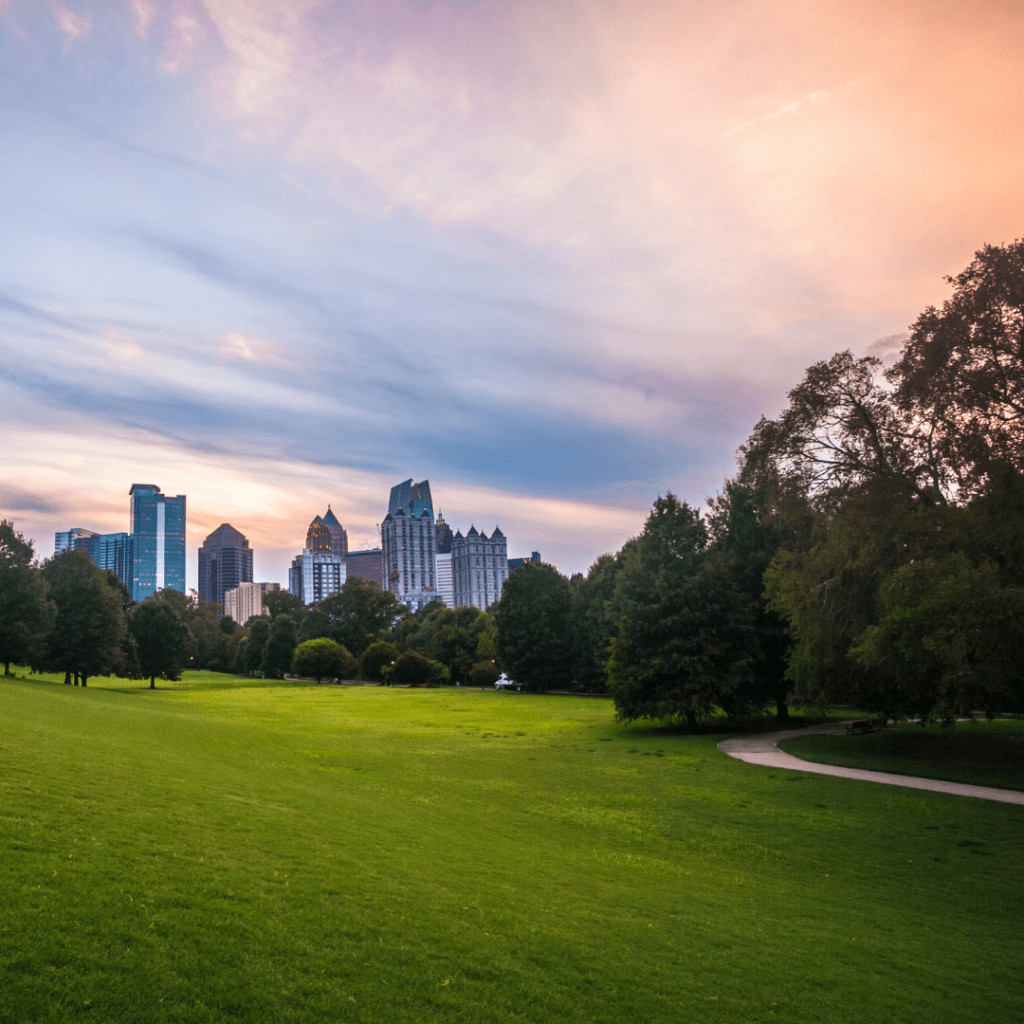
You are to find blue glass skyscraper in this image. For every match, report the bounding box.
[129,484,186,601]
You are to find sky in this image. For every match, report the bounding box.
[1,0,1022,589]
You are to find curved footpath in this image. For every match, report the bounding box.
[718,724,1024,806]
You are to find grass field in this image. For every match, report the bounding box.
[779,719,1024,791]
[1,671,1021,1023]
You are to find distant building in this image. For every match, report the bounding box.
[434,511,455,607]
[347,548,384,588]
[54,528,98,555]
[224,581,280,625]
[452,525,508,610]
[129,484,186,602]
[290,508,348,604]
[198,524,253,606]
[508,551,541,572]
[381,478,438,610]
[54,529,131,590]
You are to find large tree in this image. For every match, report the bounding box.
[568,554,622,693]
[494,561,574,692]
[318,577,403,658]
[891,239,1024,497]
[131,599,190,689]
[39,551,126,686]
[0,521,54,676]
[262,613,298,678]
[607,495,755,730]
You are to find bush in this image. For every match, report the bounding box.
[391,650,446,687]
[469,659,500,687]
[360,640,400,682]
[292,638,357,683]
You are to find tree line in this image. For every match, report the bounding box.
[2,242,1021,722]
[491,241,1023,726]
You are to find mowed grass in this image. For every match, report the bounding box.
[1,672,1021,1024]
[779,720,1024,791]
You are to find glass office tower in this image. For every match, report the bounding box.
[129,483,186,601]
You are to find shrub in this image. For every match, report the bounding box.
[292,638,357,683]
[469,659,500,687]
[391,650,446,687]
[360,640,400,682]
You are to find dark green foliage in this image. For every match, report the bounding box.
[393,604,494,685]
[389,649,445,687]
[242,618,271,675]
[0,520,54,675]
[262,590,306,623]
[494,561,574,692]
[317,577,403,658]
[607,495,755,729]
[892,239,1024,495]
[130,599,189,689]
[292,638,357,683]
[360,640,400,682]
[39,551,126,686]
[262,613,298,678]
[568,554,621,693]
[469,658,500,687]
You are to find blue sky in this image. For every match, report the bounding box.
[2,0,1021,587]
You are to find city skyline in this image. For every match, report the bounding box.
[2,2,1022,586]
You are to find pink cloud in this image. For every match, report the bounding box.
[51,3,88,41]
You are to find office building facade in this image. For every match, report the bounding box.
[198,524,254,606]
[381,479,438,610]
[452,525,508,610]
[347,548,384,588]
[54,529,132,590]
[289,508,348,604]
[129,483,186,601]
[224,581,280,625]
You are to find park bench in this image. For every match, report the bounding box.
[845,718,889,735]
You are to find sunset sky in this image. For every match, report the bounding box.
[2,0,1022,588]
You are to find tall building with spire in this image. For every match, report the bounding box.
[198,524,253,606]
[381,478,438,610]
[289,506,348,604]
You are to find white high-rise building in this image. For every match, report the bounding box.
[381,479,438,611]
[225,582,280,624]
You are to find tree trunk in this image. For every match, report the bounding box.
[64,670,71,685]
[74,672,80,686]
[81,676,88,687]
[150,676,155,689]
[686,708,698,732]
[776,697,790,722]
[3,661,9,676]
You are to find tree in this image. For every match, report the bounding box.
[706,478,800,720]
[130,599,189,689]
[262,613,298,678]
[494,561,574,692]
[891,240,1024,497]
[360,640,400,682]
[263,590,306,623]
[0,521,54,676]
[318,577,403,658]
[607,495,755,729]
[390,649,445,687]
[292,638,357,683]
[242,618,271,676]
[39,551,126,686]
[740,350,950,512]
[568,554,622,693]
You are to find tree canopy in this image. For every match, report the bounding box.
[0,521,53,676]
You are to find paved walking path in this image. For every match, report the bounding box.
[718,724,1024,805]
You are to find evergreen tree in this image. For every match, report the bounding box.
[0,521,54,676]
[262,613,298,678]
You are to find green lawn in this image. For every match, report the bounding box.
[1,671,1021,1023]
[779,719,1024,791]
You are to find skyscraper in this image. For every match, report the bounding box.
[452,525,508,610]
[289,508,348,604]
[54,528,132,590]
[381,478,438,610]
[198,524,254,606]
[434,511,454,608]
[129,483,186,602]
